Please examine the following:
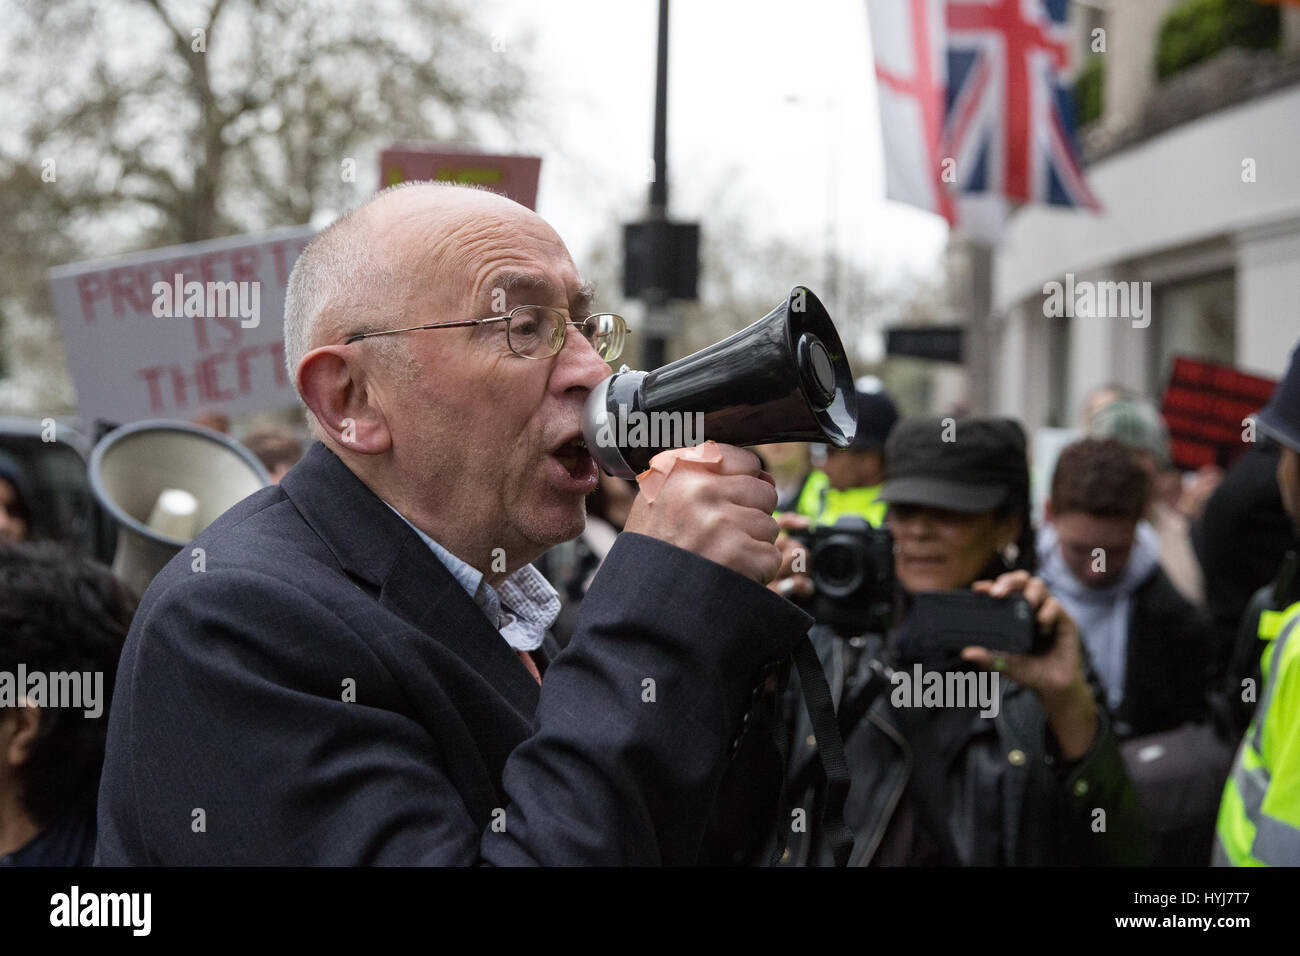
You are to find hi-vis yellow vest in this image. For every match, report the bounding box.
[792,470,887,528]
[1214,600,1300,866]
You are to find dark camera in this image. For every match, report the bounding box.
[788,515,895,635]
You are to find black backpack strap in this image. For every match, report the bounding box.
[773,635,896,865]
[790,635,855,866]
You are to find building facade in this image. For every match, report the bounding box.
[991,0,1300,429]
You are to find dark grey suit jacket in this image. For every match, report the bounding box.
[95,443,811,864]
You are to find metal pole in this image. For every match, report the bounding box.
[643,0,671,370]
[650,0,669,219]
[823,95,839,317]
[965,241,994,415]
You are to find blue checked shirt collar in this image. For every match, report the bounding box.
[385,504,559,652]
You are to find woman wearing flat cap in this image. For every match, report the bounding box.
[774,417,1150,866]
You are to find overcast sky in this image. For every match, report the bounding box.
[489,0,948,293]
[6,0,949,294]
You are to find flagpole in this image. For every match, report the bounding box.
[963,238,995,416]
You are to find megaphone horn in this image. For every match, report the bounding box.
[583,285,858,477]
[89,420,271,597]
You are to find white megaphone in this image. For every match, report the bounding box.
[90,421,271,596]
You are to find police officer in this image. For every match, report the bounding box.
[1215,341,1300,866]
[781,387,899,528]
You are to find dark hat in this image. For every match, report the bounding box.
[1257,342,1300,454]
[879,417,1029,514]
[847,388,899,451]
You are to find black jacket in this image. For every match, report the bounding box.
[95,442,813,865]
[1111,566,1212,739]
[779,625,1151,866]
[1193,443,1293,673]
[1210,547,1300,743]
[0,813,96,867]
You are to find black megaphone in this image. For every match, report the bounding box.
[582,285,857,477]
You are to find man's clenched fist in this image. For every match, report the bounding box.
[623,444,782,584]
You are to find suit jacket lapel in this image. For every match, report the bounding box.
[281,443,541,717]
[379,536,542,715]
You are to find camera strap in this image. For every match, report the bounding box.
[790,635,855,867]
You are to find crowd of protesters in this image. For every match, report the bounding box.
[5,359,1296,867]
[3,353,1297,866]
[755,361,1300,867]
[3,353,1299,866]
[1,186,1297,866]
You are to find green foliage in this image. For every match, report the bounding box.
[1074,56,1104,126]
[1156,0,1281,81]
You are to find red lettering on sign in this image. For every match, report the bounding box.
[170,363,203,409]
[211,314,243,351]
[109,269,146,318]
[1161,356,1278,470]
[136,366,168,413]
[190,314,210,352]
[135,346,292,415]
[199,352,235,402]
[235,341,288,393]
[77,274,105,323]
[1162,386,1257,424]
[230,248,259,284]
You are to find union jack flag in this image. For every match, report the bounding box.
[869,0,1099,236]
[944,0,1099,209]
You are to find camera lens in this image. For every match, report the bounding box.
[814,535,865,597]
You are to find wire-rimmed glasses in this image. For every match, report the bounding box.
[344,305,627,361]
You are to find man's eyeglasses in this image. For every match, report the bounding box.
[344,305,628,362]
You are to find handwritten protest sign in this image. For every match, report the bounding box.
[48,226,315,424]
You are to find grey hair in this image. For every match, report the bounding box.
[283,183,442,394]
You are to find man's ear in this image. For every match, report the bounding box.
[297,346,393,455]
[3,705,40,769]
[1043,498,1055,524]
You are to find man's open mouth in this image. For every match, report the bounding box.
[551,436,597,483]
